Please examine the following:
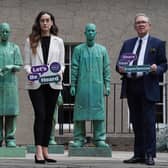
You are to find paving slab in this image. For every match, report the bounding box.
[0,151,167,168]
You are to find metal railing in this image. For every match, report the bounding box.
[58,82,168,135]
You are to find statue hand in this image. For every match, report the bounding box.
[57,93,63,106]
[12,65,20,72]
[105,87,110,96]
[3,65,19,73]
[70,86,76,96]
[1,66,11,75]
[0,69,3,76]
[5,65,14,70]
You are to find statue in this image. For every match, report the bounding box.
[49,92,63,145]
[70,23,111,147]
[0,23,23,147]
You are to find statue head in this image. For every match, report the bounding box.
[84,23,97,44]
[0,22,11,42]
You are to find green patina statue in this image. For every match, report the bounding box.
[49,92,63,145]
[70,23,111,147]
[0,23,23,147]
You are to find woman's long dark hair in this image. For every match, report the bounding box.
[29,11,59,54]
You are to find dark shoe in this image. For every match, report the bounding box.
[34,155,45,164]
[145,156,155,165]
[123,156,145,164]
[44,157,57,163]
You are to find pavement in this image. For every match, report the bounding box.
[0,151,167,168]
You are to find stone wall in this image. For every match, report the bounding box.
[0,0,168,144]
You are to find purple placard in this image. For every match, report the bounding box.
[28,63,62,83]
[31,65,48,75]
[39,74,61,84]
[118,53,137,66]
[50,62,61,73]
[27,73,40,81]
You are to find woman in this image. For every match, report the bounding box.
[24,11,65,164]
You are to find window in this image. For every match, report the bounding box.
[58,43,81,128]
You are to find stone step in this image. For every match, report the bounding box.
[0,147,26,157]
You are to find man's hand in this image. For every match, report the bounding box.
[118,66,126,74]
[70,86,76,96]
[150,64,157,73]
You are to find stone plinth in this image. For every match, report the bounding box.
[27,144,64,154]
[68,146,112,157]
[0,147,26,157]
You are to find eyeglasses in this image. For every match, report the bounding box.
[135,21,148,25]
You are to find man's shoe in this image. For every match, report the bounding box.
[145,156,155,165]
[6,141,16,147]
[123,156,145,164]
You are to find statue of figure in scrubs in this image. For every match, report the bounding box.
[70,23,111,147]
[49,92,63,145]
[0,23,23,147]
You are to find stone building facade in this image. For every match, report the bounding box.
[0,0,167,145]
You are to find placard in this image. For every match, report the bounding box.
[118,53,137,66]
[27,62,62,84]
[125,65,151,73]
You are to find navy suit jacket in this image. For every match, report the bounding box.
[116,36,167,102]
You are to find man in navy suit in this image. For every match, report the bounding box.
[116,13,167,165]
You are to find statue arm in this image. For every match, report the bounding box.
[103,48,111,96]
[13,44,23,72]
[70,47,79,96]
[4,65,21,72]
[23,38,32,74]
[1,44,23,75]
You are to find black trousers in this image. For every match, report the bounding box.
[127,77,156,157]
[28,85,59,147]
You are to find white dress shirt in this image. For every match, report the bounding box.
[129,34,149,77]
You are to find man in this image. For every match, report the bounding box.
[70,23,111,147]
[116,13,167,165]
[0,23,23,147]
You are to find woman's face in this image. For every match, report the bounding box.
[39,13,53,35]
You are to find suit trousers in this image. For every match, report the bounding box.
[127,77,156,157]
[28,84,59,147]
